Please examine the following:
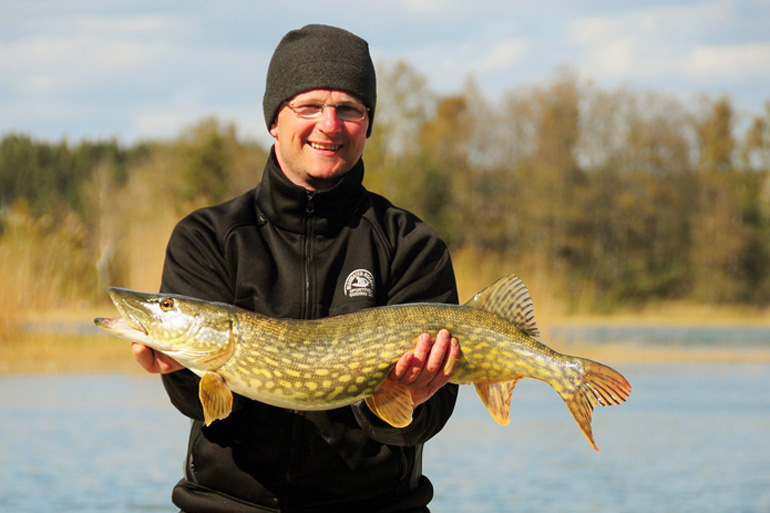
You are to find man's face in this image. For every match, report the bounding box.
[270,89,370,191]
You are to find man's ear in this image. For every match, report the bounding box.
[269,122,278,138]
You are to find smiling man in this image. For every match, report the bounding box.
[270,89,369,191]
[132,24,459,513]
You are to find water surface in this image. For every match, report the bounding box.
[426,362,770,513]
[1,363,768,512]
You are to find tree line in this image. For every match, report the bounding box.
[1,62,769,321]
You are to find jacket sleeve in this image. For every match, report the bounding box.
[157,210,243,421]
[352,211,460,446]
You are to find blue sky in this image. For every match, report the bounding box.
[2,0,769,145]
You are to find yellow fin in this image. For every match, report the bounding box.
[465,274,540,338]
[474,379,521,425]
[199,371,234,426]
[365,381,414,428]
[561,358,632,451]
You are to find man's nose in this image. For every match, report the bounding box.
[319,105,343,132]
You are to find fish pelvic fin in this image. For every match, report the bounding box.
[199,371,234,426]
[365,380,414,428]
[465,274,540,338]
[474,379,522,425]
[562,359,632,451]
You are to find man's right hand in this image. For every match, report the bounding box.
[132,343,184,374]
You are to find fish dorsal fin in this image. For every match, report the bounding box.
[465,274,541,338]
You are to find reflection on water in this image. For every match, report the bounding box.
[0,375,189,512]
[550,324,770,348]
[426,362,770,513]
[1,363,769,512]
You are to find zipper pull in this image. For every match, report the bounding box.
[306,192,316,214]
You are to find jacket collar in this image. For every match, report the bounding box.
[255,147,367,235]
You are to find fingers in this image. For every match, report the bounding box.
[425,329,452,373]
[389,351,414,380]
[403,333,432,382]
[392,330,456,383]
[132,343,160,373]
[131,343,183,374]
[388,329,460,407]
[444,334,460,375]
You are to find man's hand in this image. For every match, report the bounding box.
[388,329,460,406]
[131,343,184,374]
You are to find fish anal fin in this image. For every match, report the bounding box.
[365,380,414,428]
[465,274,541,338]
[561,359,632,452]
[199,371,234,426]
[474,378,521,425]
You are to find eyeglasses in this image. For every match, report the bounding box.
[283,101,370,122]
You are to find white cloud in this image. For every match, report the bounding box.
[131,107,269,147]
[66,13,174,34]
[472,38,529,75]
[0,13,182,97]
[567,0,738,81]
[398,0,475,15]
[1,0,767,142]
[132,110,193,141]
[401,34,530,96]
[684,43,770,80]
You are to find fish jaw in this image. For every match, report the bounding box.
[94,316,151,344]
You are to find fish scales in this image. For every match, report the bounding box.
[228,304,569,407]
[95,274,631,451]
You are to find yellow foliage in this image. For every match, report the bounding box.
[0,202,95,337]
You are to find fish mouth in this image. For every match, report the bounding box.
[94,316,123,331]
[93,316,149,341]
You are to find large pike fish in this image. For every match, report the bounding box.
[95,274,630,450]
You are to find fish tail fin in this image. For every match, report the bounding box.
[561,359,631,451]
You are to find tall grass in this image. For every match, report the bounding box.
[123,209,177,292]
[0,204,95,338]
[0,186,179,340]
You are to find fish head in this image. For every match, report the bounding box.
[95,287,236,371]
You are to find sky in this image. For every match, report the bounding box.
[2,0,769,146]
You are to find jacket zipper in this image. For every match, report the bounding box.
[302,191,316,320]
[284,191,316,508]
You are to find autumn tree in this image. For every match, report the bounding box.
[690,97,744,302]
[364,60,434,201]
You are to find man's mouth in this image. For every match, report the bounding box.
[310,142,342,151]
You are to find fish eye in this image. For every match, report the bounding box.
[159,298,175,311]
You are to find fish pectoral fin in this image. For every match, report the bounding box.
[199,371,233,426]
[474,379,521,425]
[365,381,414,428]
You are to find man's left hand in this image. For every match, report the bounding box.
[388,329,460,406]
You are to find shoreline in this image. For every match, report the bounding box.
[2,331,769,375]
[2,304,768,374]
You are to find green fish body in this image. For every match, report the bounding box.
[95,274,631,450]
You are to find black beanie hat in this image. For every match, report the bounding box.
[263,24,377,137]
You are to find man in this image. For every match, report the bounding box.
[133,24,460,513]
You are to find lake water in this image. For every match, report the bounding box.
[1,362,768,512]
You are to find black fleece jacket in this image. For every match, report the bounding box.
[159,149,458,513]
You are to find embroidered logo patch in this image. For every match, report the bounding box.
[344,269,375,298]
